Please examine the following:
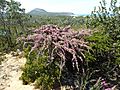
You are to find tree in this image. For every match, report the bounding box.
[0,0,29,52]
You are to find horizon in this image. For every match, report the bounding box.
[29,8,90,16]
[14,0,112,15]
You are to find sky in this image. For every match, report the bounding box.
[14,0,112,15]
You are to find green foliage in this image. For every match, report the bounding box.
[85,0,120,88]
[0,0,30,52]
[85,29,113,63]
[87,32,112,51]
[89,0,120,38]
[20,47,60,89]
[28,16,88,30]
[87,0,120,64]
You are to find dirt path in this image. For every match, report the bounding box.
[0,53,38,90]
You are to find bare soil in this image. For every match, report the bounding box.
[0,53,39,90]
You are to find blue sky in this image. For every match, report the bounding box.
[14,0,111,14]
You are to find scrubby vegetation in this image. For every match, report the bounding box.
[0,0,30,52]
[20,25,91,89]
[0,0,120,89]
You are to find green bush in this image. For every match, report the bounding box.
[20,47,60,89]
[85,0,120,88]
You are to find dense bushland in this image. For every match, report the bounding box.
[20,0,120,89]
[86,0,120,89]
[0,0,120,89]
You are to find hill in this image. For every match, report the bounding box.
[28,8,74,16]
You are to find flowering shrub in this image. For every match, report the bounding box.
[20,25,92,89]
[23,25,91,73]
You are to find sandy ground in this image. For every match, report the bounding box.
[0,53,39,90]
